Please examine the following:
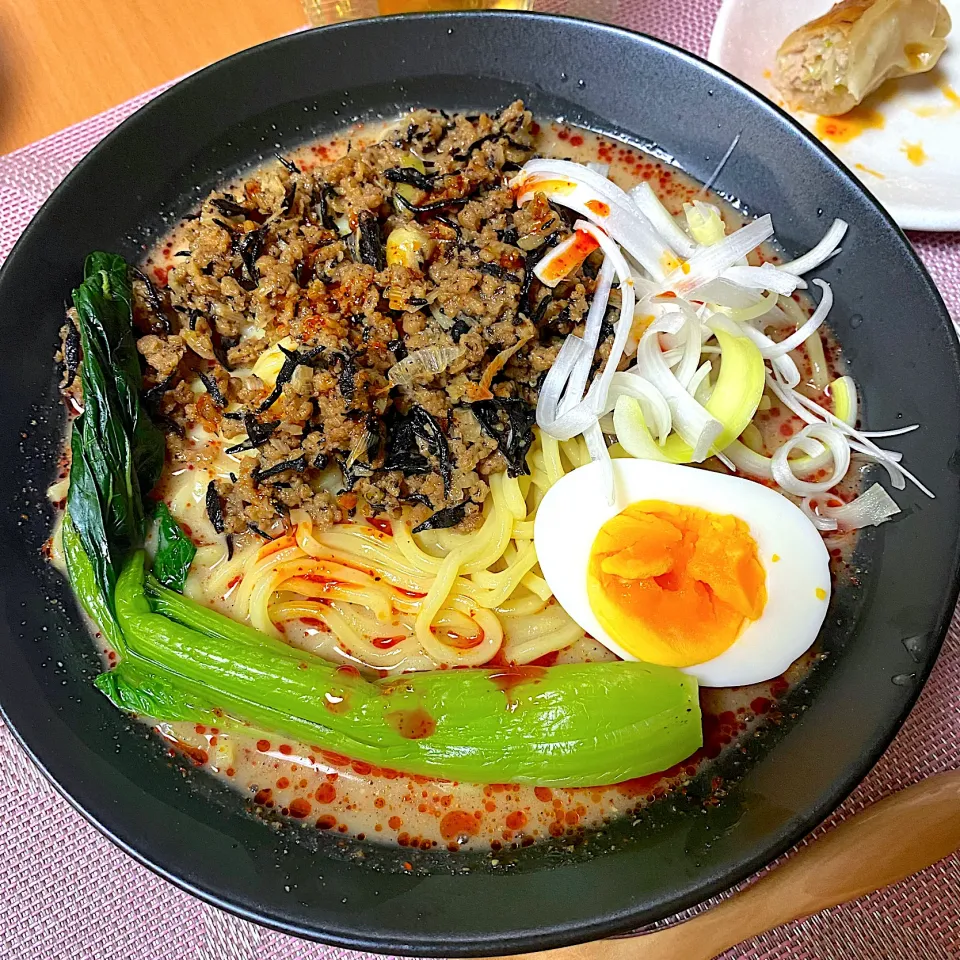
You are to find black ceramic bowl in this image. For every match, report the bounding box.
[1,12,958,957]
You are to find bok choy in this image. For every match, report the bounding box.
[101,553,702,786]
[65,253,165,613]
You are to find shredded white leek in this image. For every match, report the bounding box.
[701,132,741,195]
[533,229,597,288]
[724,438,832,481]
[722,264,805,296]
[803,483,901,531]
[684,200,726,246]
[772,424,850,496]
[660,215,775,299]
[830,376,858,427]
[800,498,839,532]
[629,182,696,258]
[759,280,833,359]
[513,160,675,279]
[633,316,722,461]
[767,373,933,498]
[605,372,672,443]
[537,257,615,439]
[779,219,848,276]
[509,156,927,524]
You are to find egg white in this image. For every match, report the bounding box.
[533,459,831,687]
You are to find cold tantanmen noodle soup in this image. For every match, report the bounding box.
[51,102,920,856]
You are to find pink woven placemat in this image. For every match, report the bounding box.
[1,3,958,958]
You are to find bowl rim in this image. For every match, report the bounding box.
[1,10,957,956]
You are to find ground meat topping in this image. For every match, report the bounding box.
[131,101,616,536]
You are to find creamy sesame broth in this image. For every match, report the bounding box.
[124,117,856,855]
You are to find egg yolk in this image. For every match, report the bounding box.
[587,500,767,667]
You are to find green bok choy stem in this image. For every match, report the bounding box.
[108,553,703,786]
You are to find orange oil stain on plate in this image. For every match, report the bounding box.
[901,140,928,166]
[942,84,960,108]
[911,83,960,118]
[814,106,885,144]
[854,162,886,180]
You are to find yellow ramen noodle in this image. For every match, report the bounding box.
[172,433,591,673]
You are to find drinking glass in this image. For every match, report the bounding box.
[302,0,616,26]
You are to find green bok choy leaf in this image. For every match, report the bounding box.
[66,252,165,610]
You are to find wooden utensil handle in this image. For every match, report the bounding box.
[498,770,960,960]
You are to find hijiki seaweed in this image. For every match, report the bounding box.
[472,398,536,478]
[205,481,225,535]
[412,501,470,533]
[224,415,279,455]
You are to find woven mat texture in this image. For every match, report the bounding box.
[1,2,958,957]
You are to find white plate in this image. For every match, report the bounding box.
[709,0,960,231]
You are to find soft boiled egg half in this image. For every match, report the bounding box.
[534,459,831,687]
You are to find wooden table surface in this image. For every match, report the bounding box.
[0,0,307,154]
